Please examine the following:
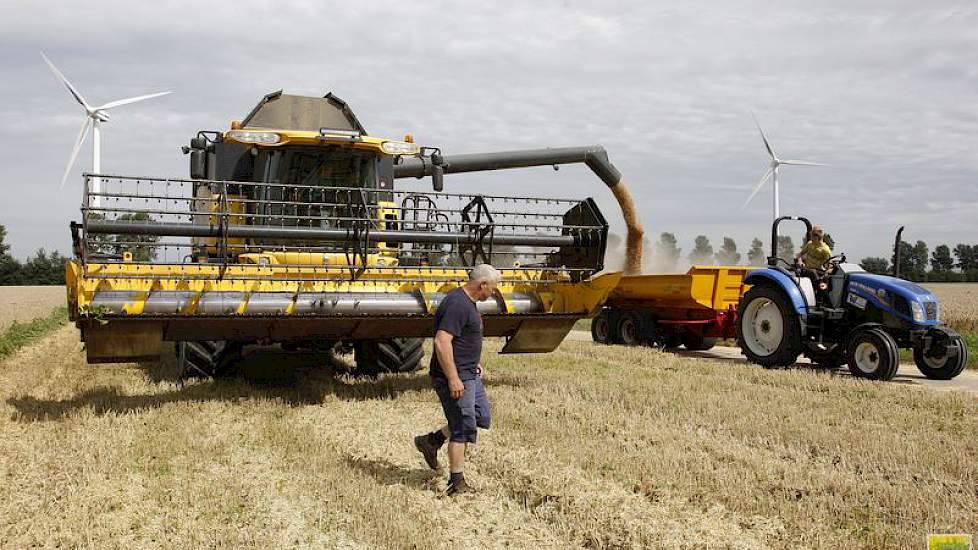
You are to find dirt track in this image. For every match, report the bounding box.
[0,286,65,331]
[567,331,978,395]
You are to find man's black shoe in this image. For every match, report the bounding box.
[414,434,440,470]
[446,477,475,497]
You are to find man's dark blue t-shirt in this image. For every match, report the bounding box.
[430,287,483,380]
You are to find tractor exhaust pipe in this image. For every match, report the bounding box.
[394,146,644,274]
[893,225,905,278]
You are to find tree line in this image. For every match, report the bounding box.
[0,224,68,285]
[0,216,159,286]
[631,231,978,282]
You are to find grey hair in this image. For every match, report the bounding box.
[468,263,502,283]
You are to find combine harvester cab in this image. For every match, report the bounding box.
[65,91,628,376]
[591,266,751,350]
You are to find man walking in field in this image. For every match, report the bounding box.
[414,263,500,496]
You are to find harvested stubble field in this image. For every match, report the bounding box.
[1,325,976,548]
[0,285,65,331]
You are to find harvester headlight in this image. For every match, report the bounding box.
[226,130,282,145]
[381,141,420,155]
[910,301,926,323]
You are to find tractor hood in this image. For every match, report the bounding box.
[847,273,939,325]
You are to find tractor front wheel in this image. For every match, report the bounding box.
[846,328,900,381]
[914,330,968,380]
[737,285,801,368]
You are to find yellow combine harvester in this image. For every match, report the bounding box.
[66,91,629,376]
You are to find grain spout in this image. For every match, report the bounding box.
[610,181,644,275]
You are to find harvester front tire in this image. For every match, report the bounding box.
[846,328,900,381]
[180,340,242,378]
[736,285,802,368]
[914,335,968,380]
[681,333,717,351]
[354,338,425,376]
[591,310,612,344]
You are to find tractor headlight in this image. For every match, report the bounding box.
[226,130,282,145]
[381,141,420,155]
[910,301,926,323]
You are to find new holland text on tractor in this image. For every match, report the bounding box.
[737,216,968,381]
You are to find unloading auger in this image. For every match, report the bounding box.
[65,91,641,376]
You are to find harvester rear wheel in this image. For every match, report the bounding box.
[354,338,425,376]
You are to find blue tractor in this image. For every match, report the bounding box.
[736,216,968,381]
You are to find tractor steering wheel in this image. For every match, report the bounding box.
[821,254,844,274]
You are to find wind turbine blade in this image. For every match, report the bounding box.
[60,118,92,189]
[97,90,172,110]
[780,160,827,167]
[751,111,776,160]
[743,167,774,207]
[40,52,91,110]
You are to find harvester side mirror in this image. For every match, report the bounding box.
[189,150,207,180]
[431,165,444,192]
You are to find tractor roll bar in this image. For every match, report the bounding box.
[769,216,812,267]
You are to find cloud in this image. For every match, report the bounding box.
[0,1,975,262]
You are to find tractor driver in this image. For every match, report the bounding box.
[795,225,832,274]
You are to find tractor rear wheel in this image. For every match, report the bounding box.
[737,285,801,368]
[591,310,612,344]
[914,333,968,380]
[681,333,717,351]
[354,338,425,376]
[846,328,900,381]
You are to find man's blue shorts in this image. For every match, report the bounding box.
[432,376,491,444]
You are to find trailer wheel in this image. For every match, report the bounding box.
[591,310,612,344]
[354,338,425,376]
[616,312,643,346]
[913,330,968,380]
[846,328,900,381]
[737,285,801,368]
[681,333,717,351]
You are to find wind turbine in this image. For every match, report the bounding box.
[41,52,172,208]
[744,113,825,221]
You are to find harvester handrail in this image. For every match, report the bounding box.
[82,173,585,204]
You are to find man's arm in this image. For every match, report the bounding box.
[434,329,465,399]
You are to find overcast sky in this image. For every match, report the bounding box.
[1,1,975,264]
